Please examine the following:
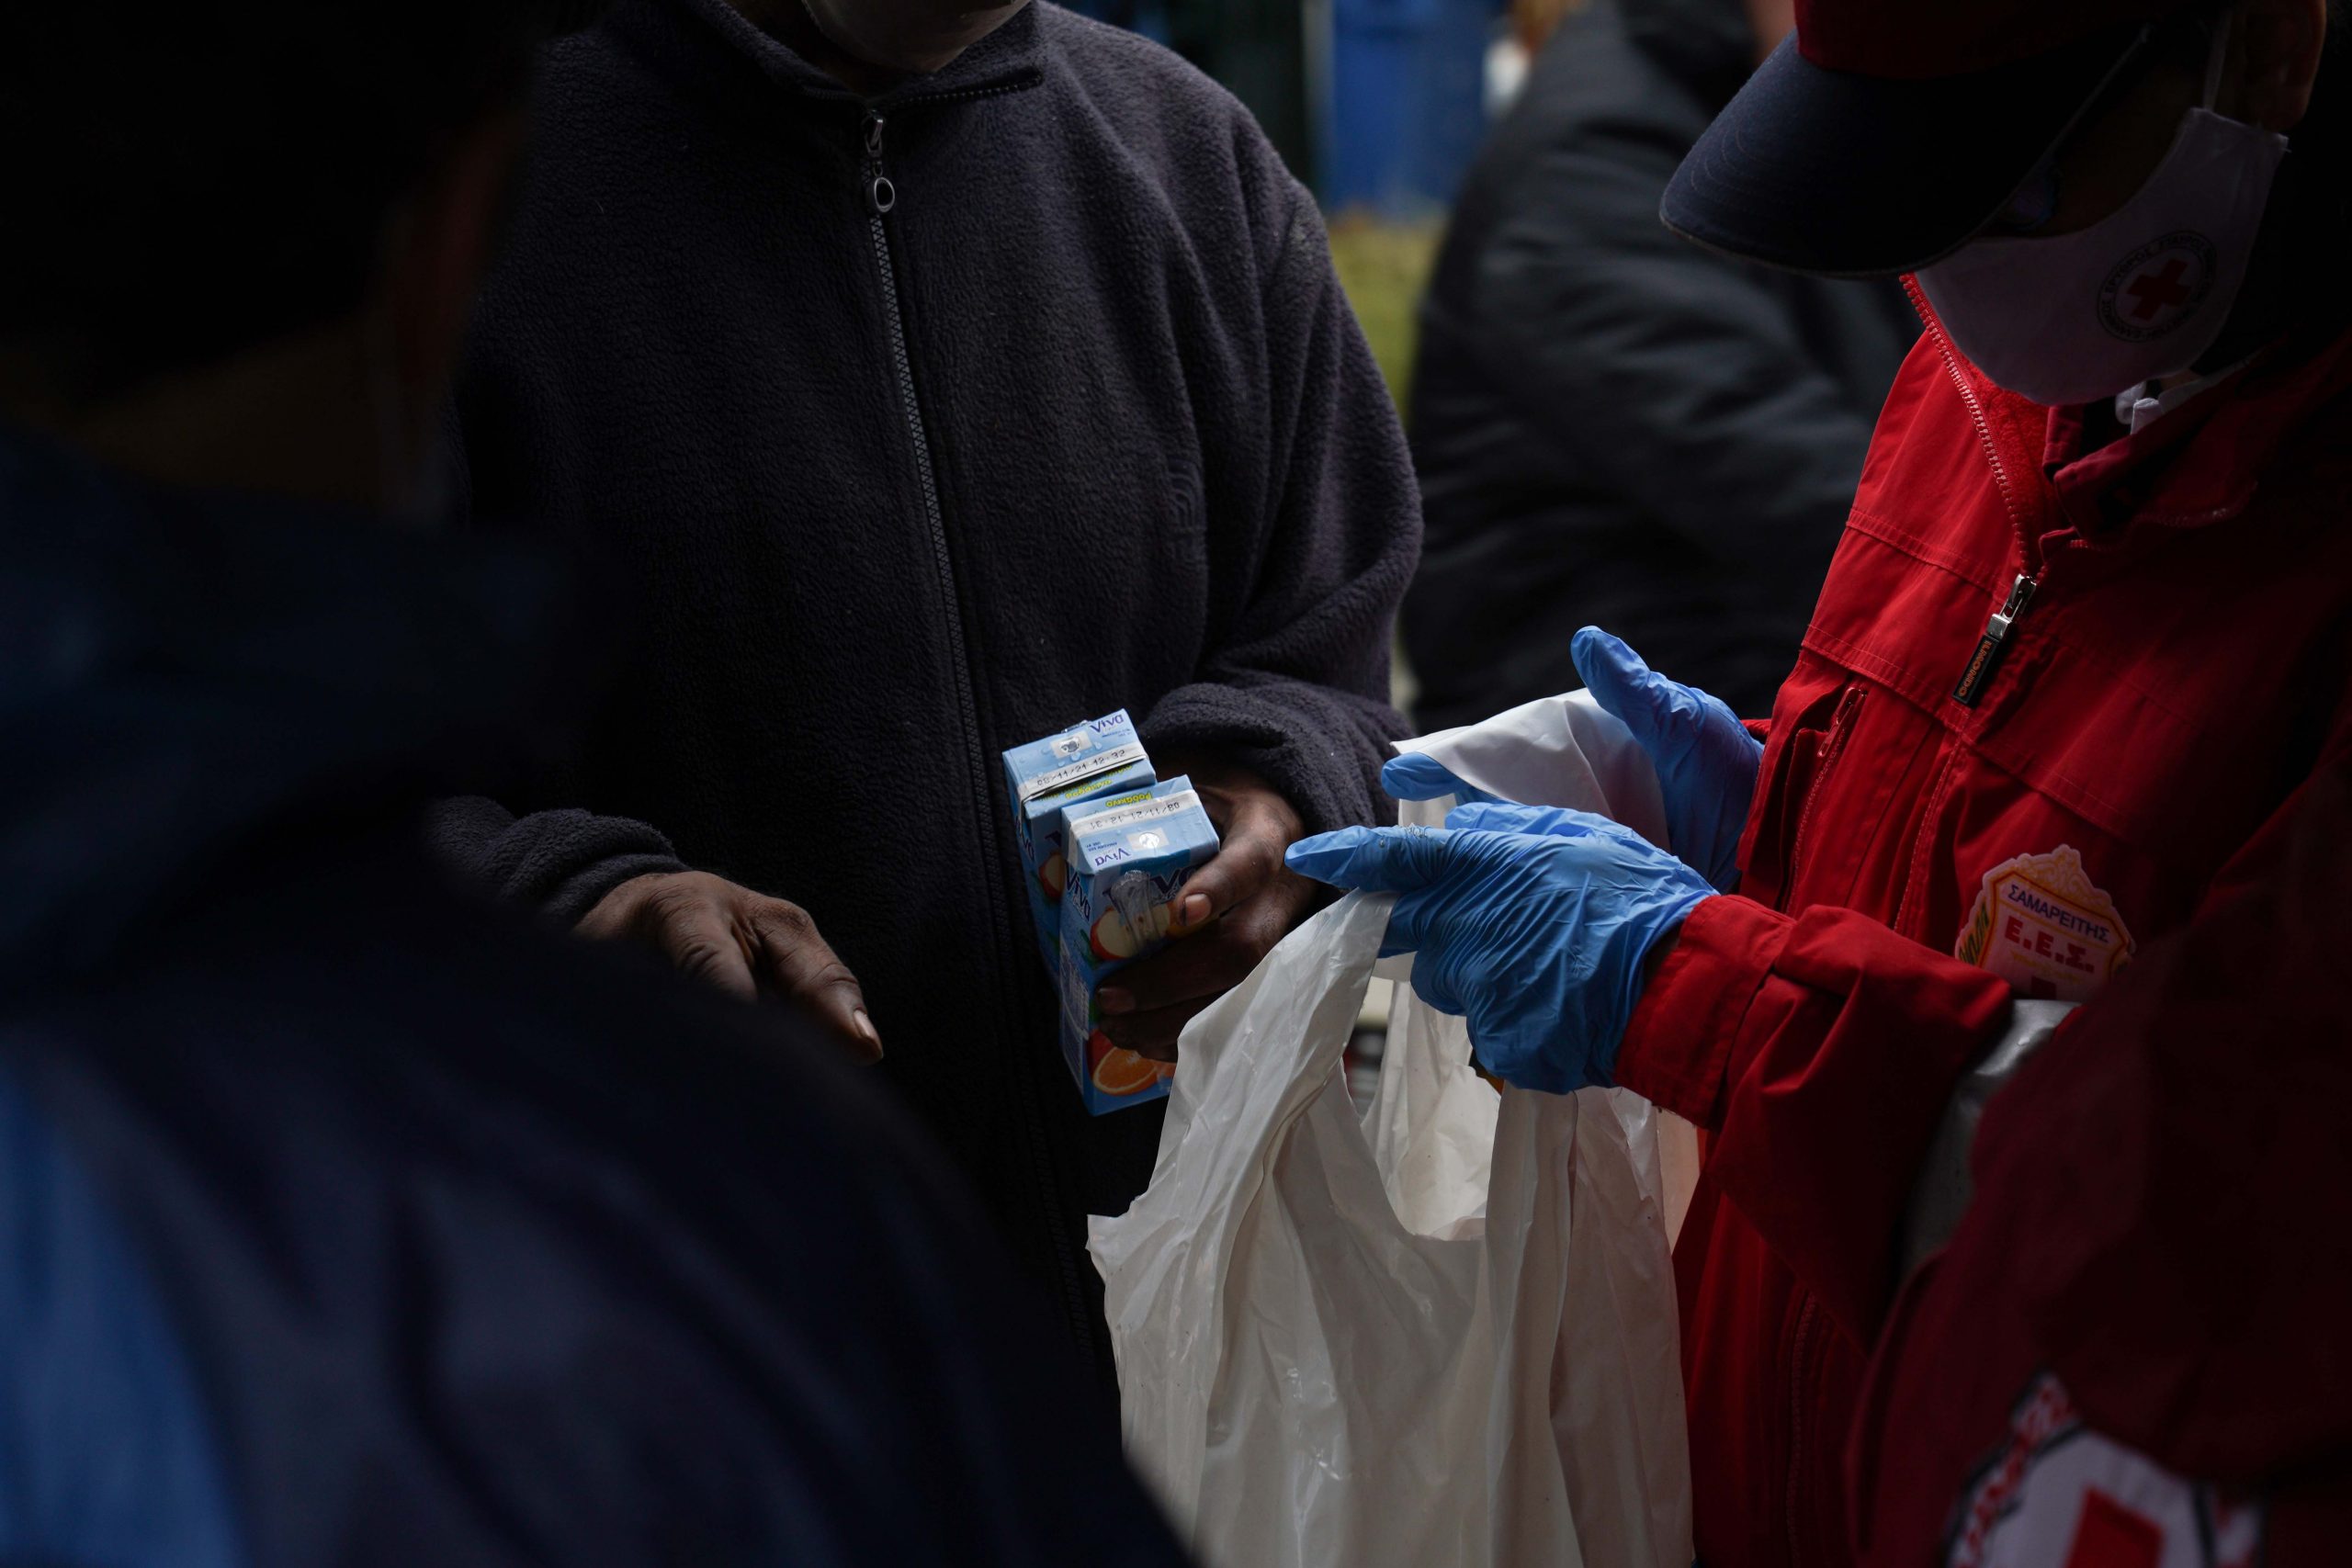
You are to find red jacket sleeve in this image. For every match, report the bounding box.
[1614,895,2014,1343]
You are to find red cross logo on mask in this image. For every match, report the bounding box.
[2123,257,2196,321]
[2098,232,2216,343]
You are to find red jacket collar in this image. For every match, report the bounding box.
[1907,281,2352,551]
[2037,327,2352,538]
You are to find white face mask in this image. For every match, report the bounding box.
[1914,21,2290,408]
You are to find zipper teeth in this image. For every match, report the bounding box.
[1904,276,2036,563]
[865,190,1095,1356]
[868,218,952,597]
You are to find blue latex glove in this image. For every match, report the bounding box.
[1380,750,1500,807]
[1286,802,1713,1095]
[1570,626,1762,893]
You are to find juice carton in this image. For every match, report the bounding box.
[1057,778,1221,1114]
[1001,711,1157,972]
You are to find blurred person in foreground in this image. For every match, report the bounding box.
[0,6,1188,1562]
[1292,0,2352,1562]
[1405,0,1917,729]
[435,0,1418,1367]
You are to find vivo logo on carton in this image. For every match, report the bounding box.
[1084,824,1179,873]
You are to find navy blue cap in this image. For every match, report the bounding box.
[1661,19,2159,277]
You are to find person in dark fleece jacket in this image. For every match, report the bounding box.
[1404,0,1917,727]
[441,0,1420,1365]
[0,5,1188,1562]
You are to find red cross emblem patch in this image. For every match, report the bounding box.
[2098,231,2217,344]
[1946,1375,2263,1568]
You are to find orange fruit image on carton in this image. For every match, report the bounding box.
[1057,779,1219,1114]
[1091,1041,1167,1098]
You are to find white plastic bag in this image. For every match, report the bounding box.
[1089,692,1695,1568]
[1391,691,1703,1246]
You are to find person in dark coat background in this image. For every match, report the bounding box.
[1405,0,1917,727]
[440,0,1420,1369]
[0,4,1190,1562]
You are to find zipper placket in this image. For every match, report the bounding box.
[1904,276,2052,711]
[856,102,1100,1356]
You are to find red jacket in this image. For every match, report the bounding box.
[1612,299,2352,1568]
[1849,737,2352,1567]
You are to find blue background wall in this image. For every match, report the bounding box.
[1056,0,1498,213]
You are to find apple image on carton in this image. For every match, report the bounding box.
[1089,901,1173,964]
[1037,851,1068,901]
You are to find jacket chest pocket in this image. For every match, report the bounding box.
[1741,660,1945,918]
[1742,679,1866,910]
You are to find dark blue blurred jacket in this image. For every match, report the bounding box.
[0,425,1187,1566]
[1406,0,1917,725]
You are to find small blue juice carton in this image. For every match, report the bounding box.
[1057,778,1221,1113]
[1001,711,1157,972]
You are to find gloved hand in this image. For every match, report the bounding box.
[1380,750,1499,807]
[1286,802,1713,1095]
[1571,626,1762,892]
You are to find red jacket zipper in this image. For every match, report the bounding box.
[1902,276,2052,708]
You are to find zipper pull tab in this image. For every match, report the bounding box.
[863,113,896,215]
[1952,572,2039,708]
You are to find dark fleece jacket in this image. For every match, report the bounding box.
[441,0,1419,1365]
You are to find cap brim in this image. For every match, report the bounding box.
[1662,21,2154,277]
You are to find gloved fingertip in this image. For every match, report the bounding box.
[1381,751,1467,802]
[1571,626,1638,677]
[1572,626,1661,718]
[1288,825,1455,895]
[1284,826,1410,889]
[1283,827,1367,878]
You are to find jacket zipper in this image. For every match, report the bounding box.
[1951,570,2040,707]
[1778,285,2025,1551]
[1903,276,2052,712]
[858,106,1096,1354]
[1776,686,1864,914]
